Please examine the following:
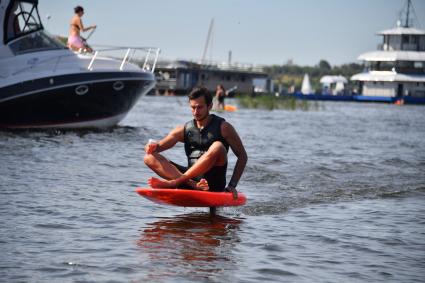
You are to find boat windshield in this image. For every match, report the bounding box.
[9,30,66,55]
[4,0,65,54]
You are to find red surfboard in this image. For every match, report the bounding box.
[136,188,247,207]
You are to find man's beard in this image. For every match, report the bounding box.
[195,113,209,122]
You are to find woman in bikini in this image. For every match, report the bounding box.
[68,6,96,53]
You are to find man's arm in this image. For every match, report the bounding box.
[221,122,248,198]
[145,125,184,154]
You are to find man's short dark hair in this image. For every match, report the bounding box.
[188,87,212,106]
[74,6,84,14]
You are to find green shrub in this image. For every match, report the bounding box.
[237,94,313,111]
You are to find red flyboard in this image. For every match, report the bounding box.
[135,188,247,207]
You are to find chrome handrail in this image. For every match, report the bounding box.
[120,48,131,71]
[143,48,152,70]
[87,51,98,71]
[152,48,160,71]
[9,45,160,76]
[89,45,161,72]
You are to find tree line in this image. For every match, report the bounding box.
[263,60,364,93]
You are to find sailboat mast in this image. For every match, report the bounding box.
[201,18,214,64]
[404,0,411,27]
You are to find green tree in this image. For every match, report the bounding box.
[318,60,331,71]
[263,60,363,94]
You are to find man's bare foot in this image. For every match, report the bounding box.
[148,177,177,188]
[187,178,209,191]
[195,179,209,191]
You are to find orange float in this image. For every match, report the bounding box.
[224,105,237,112]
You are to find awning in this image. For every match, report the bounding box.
[320,75,347,84]
[351,71,425,82]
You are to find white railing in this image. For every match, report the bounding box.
[88,45,161,72]
[10,46,160,76]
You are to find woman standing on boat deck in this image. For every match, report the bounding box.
[68,6,96,53]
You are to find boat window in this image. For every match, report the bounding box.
[397,61,425,74]
[402,35,409,44]
[9,30,65,55]
[371,61,394,71]
[414,62,423,68]
[411,36,418,44]
[4,0,43,44]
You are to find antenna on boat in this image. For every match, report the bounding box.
[401,0,421,28]
[201,18,214,64]
[404,0,411,27]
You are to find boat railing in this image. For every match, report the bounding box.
[159,58,265,73]
[10,46,160,77]
[88,45,161,72]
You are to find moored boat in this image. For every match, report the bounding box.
[351,0,425,104]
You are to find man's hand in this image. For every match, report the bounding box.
[145,142,158,154]
[226,186,238,199]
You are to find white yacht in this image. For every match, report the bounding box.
[351,0,425,104]
[0,0,160,128]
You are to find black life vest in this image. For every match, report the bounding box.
[184,114,229,167]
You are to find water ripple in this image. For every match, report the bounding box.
[1,98,425,282]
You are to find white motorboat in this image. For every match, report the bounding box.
[0,0,160,128]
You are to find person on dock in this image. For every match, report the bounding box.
[68,6,96,53]
[144,87,247,199]
[215,84,226,110]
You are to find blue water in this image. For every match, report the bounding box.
[1,97,424,282]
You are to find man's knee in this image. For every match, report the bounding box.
[205,141,227,163]
[209,141,226,153]
[144,154,155,166]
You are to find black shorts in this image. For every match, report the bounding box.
[171,161,227,192]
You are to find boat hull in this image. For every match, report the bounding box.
[0,71,154,128]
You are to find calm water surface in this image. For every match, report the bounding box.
[1,97,424,282]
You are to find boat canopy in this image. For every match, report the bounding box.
[2,0,43,44]
[351,71,425,82]
[320,75,347,84]
[0,0,64,59]
[358,51,425,62]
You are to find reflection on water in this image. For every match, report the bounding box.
[137,213,243,281]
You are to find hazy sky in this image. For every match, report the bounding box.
[39,0,425,66]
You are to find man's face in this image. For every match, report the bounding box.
[189,96,211,121]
